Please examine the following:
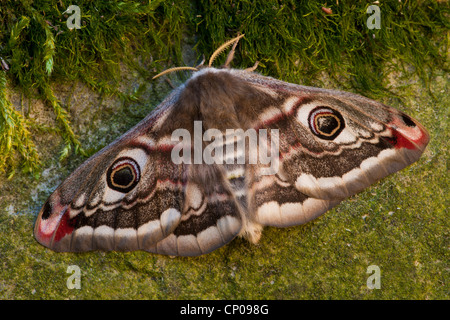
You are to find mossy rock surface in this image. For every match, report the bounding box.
[0,1,448,300]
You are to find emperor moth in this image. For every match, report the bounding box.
[34,35,429,256]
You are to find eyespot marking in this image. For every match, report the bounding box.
[107,157,140,193]
[308,106,345,140]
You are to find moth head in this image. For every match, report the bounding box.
[106,157,141,193]
[308,106,345,140]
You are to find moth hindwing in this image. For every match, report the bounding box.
[34,45,429,256]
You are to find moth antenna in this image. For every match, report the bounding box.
[244,61,259,72]
[152,66,198,80]
[208,34,245,67]
[196,55,206,68]
[223,36,241,68]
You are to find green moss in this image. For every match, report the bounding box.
[193,0,448,94]
[0,0,190,176]
[0,0,448,300]
[0,0,448,176]
[0,71,40,177]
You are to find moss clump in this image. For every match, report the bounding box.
[0,71,40,178]
[193,0,448,93]
[0,0,190,177]
[1,1,448,177]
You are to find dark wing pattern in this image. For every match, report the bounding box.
[229,69,429,229]
[34,84,242,256]
[34,67,429,255]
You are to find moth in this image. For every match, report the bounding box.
[34,35,429,256]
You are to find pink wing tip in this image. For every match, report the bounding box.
[386,113,430,151]
[34,195,75,248]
